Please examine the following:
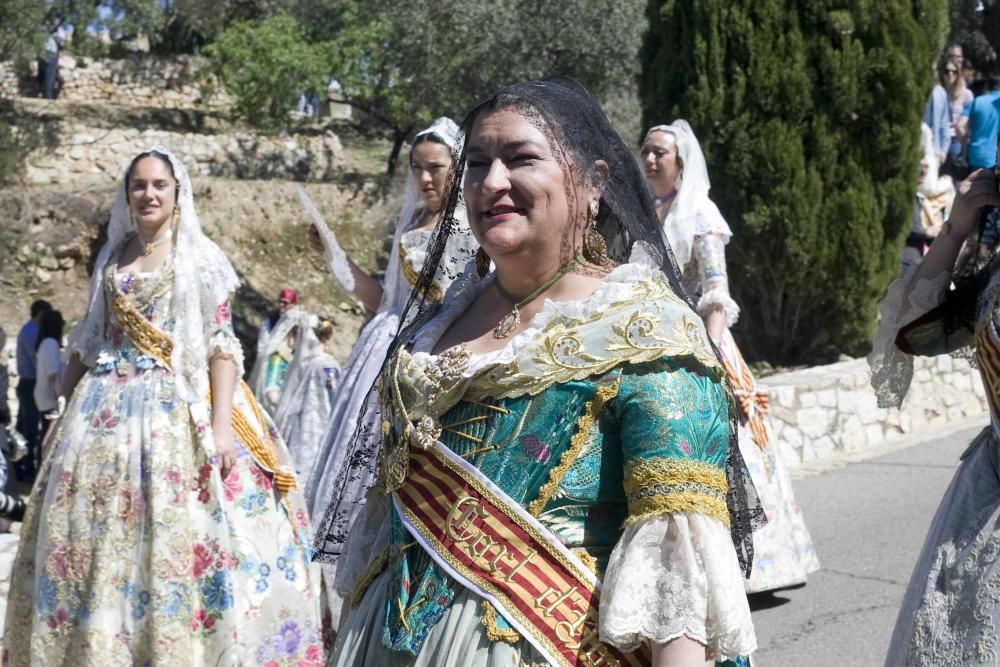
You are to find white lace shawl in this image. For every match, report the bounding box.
[646,121,733,269]
[67,146,240,404]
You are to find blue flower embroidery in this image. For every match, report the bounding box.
[200,571,234,612]
[36,574,57,613]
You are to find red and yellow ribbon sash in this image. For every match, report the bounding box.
[394,441,650,667]
[722,343,769,449]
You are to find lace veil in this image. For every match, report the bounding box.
[316,79,764,576]
[67,146,240,404]
[273,312,329,429]
[247,307,308,403]
[645,121,732,268]
[385,118,460,309]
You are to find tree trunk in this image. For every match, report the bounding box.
[386,127,408,176]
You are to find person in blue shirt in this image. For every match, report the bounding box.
[959,75,1000,170]
[14,299,51,483]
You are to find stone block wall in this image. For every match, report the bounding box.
[23,123,343,184]
[0,55,231,110]
[766,354,987,469]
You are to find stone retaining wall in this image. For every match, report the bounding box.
[766,354,987,469]
[23,123,343,184]
[0,55,230,110]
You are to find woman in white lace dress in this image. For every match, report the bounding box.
[298,117,477,624]
[641,121,820,594]
[3,148,324,666]
[871,161,1000,665]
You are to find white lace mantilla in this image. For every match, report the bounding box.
[868,271,952,408]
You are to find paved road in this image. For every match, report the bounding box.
[750,425,980,666]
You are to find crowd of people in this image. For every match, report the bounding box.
[1,67,998,667]
[907,44,1000,275]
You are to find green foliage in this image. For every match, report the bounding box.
[204,12,334,131]
[0,0,45,63]
[0,0,46,186]
[324,0,645,172]
[641,0,947,364]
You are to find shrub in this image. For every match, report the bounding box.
[641,0,947,364]
[205,12,332,131]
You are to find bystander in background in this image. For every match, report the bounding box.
[33,310,64,464]
[14,300,50,484]
[958,74,1000,171]
[903,124,955,275]
[36,15,64,100]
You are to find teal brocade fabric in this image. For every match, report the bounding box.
[264,351,289,393]
[381,356,733,655]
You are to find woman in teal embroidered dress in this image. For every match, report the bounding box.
[317,80,762,667]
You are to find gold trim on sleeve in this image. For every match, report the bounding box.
[622,458,729,527]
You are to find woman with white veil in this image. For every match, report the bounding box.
[641,121,820,594]
[3,148,324,665]
[274,317,341,476]
[248,305,307,415]
[297,117,477,624]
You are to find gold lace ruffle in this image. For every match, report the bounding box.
[480,600,522,645]
[622,457,729,528]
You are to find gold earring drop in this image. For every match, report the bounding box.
[583,200,609,265]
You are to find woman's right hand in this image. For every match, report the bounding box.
[948,169,1000,238]
[308,224,324,254]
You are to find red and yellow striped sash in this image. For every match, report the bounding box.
[394,442,650,667]
[722,343,770,449]
[976,324,1000,419]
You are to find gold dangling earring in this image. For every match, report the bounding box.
[583,200,609,265]
[476,247,492,277]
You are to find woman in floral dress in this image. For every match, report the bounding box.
[3,148,324,666]
[641,121,820,594]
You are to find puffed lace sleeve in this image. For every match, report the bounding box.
[691,233,741,328]
[204,299,246,377]
[600,358,756,661]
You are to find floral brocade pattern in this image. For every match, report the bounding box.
[3,259,324,666]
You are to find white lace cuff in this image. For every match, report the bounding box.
[868,271,950,407]
[207,330,246,377]
[599,513,757,661]
[697,288,740,328]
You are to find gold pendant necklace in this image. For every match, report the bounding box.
[493,253,584,339]
[140,226,173,256]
